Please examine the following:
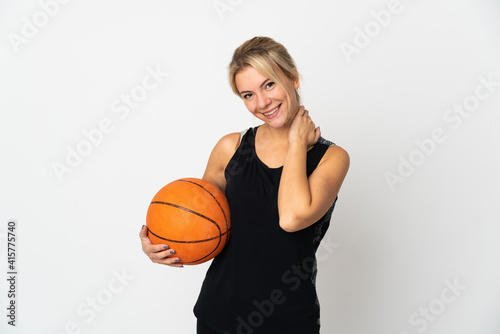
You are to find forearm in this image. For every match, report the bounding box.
[277,141,312,231]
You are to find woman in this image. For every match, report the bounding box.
[139,36,349,333]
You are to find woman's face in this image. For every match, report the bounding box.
[235,66,299,129]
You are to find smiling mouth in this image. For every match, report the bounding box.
[264,104,281,117]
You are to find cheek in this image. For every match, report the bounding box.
[243,100,256,113]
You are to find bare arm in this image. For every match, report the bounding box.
[278,107,350,232]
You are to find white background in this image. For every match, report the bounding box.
[1,0,499,333]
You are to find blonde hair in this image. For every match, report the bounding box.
[228,36,301,106]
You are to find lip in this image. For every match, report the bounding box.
[263,104,281,119]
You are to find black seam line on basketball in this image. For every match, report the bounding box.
[147,227,230,244]
[175,179,229,228]
[150,200,223,234]
[180,230,223,264]
[184,236,221,264]
[176,179,230,250]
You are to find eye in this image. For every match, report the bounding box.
[266,82,275,89]
[243,93,252,99]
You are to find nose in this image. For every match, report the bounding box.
[256,93,272,110]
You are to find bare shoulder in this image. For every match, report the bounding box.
[209,132,242,166]
[203,132,241,191]
[320,144,350,172]
[309,144,349,195]
[309,144,349,180]
[216,132,241,153]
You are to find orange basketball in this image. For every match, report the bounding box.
[146,178,231,265]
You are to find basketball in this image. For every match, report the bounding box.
[146,178,231,265]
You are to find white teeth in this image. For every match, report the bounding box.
[265,106,279,116]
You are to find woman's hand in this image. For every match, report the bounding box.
[288,106,321,149]
[139,225,183,268]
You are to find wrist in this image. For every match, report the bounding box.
[288,139,308,151]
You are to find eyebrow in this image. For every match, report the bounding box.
[238,78,270,95]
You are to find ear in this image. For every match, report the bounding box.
[293,68,300,90]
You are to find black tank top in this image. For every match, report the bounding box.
[194,126,337,334]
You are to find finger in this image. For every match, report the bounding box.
[298,106,306,116]
[140,227,171,252]
[145,243,172,253]
[141,226,170,249]
[149,247,177,262]
[140,235,153,249]
[157,256,184,267]
[139,225,148,239]
[314,126,321,143]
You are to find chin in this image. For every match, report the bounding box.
[265,118,287,129]
[263,111,289,129]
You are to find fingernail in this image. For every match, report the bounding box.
[175,259,180,262]
[178,265,184,268]
[170,250,175,254]
[164,246,169,250]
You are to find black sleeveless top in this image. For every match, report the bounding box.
[194,126,337,334]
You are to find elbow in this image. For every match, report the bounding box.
[279,215,303,233]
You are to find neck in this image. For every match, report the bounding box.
[260,123,290,144]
